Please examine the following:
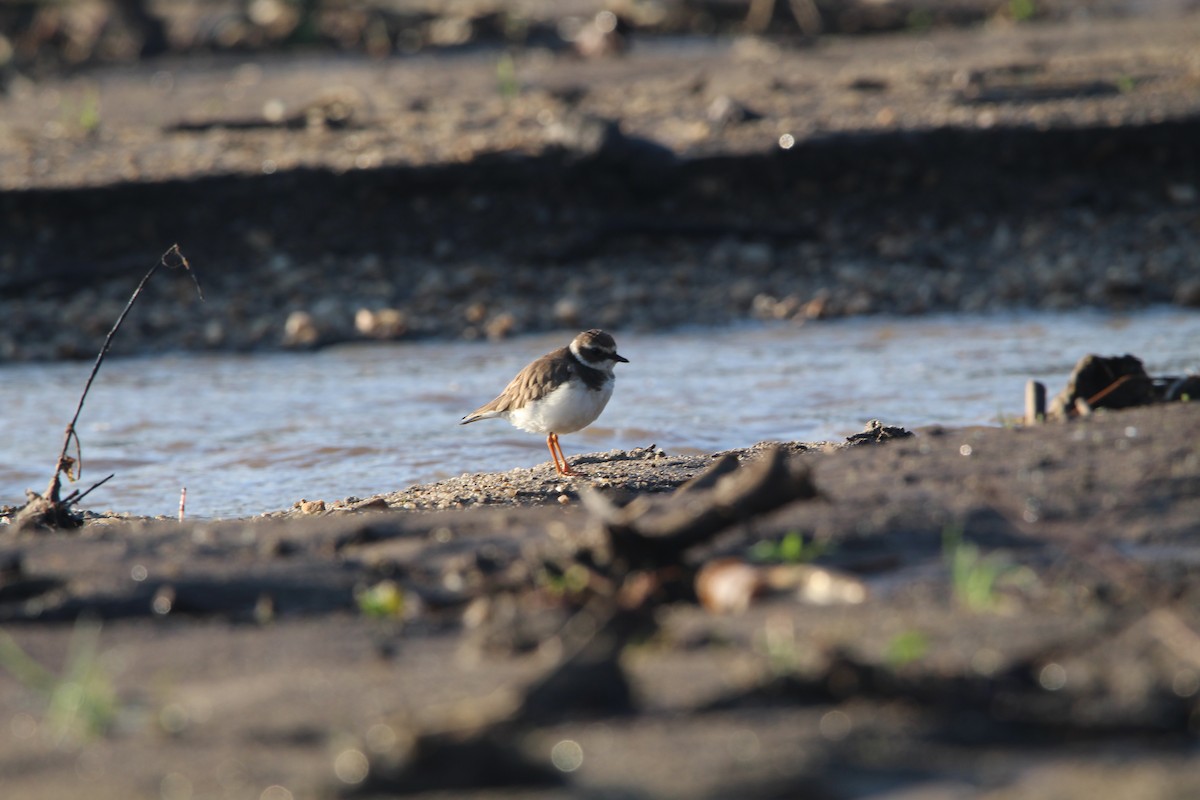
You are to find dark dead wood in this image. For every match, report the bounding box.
[61,473,115,506]
[1025,379,1046,425]
[581,447,820,571]
[1048,353,1156,419]
[673,453,740,496]
[845,418,915,445]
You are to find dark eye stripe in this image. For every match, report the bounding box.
[579,347,611,361]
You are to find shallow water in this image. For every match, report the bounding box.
[2,309,1197,519]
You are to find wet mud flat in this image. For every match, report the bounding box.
[2,13,1200,360]
[2,402,1199,798]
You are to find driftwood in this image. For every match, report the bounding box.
[844,418,914,445]
[1047,353,1200,420]
[580,446,820,572]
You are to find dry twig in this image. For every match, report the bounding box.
[15,245,201,531]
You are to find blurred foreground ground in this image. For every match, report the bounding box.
[2,403,1200,798]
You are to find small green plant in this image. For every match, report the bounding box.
[749,531,828,564]
[1008,0,1037,22]
[78,88,101,134]
[886,630,929,668]
[495,52,518,100]
[538,563,591,597]
[757,614,803,675]
[1115,74,1136,94]
[943,526,1015,612]
[906,8,934,32]
[355,580,405,619]
[0,618,117,743]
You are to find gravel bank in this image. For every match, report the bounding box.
[2,13,1199,361]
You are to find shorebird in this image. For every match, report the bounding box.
[461,329,628,475]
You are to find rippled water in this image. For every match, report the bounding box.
[2,309,1197,519]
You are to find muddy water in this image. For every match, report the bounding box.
[2,309,1197,519]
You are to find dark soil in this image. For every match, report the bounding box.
[2,403,1200,798]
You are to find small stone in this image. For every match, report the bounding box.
[696,558,762,614]
[1174,279,1200,308]
[262,97,287,123]
[802,291,832,320]
[1167,183,1197,205]
[282,311,320,347]
[751,293,778,319]
[554,298,581,326]
[464,302,487,324]
[355,308,407,339]
[203,320,225,346]
[485,313,516,340]
[352,498,389,512]
[296,499,325,514]
[706,96,762,129]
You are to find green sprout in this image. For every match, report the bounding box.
[496,52,518,100]
[78,88,101,134]
[355,580,405,619]
[538,563,591,597]
[749,531,828,564]
[943,526,1017,612]
[886,630,929,668]
[906,8,934,32]
[1009,0,1037,22]
[0,618,118,743]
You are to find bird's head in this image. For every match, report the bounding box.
[570,329,628,373]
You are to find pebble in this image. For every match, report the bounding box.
[1174,279,1200,308]
[282,310,320,347]
[354,308,408,339]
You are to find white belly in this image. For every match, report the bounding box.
[507,377,614,435]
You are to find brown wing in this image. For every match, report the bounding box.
[467,346,574,417]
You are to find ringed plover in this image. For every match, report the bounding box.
[461,329,628,475]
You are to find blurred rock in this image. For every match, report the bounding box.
[1174,279,1200,308]
[355,308,408,339]
[282,310,320,347]
[706,96,763,130]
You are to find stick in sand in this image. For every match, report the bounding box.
[16,245,202,530]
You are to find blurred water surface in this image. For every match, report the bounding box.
[2,309,1197,519]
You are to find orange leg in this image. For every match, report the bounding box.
[546,432,578,476]
[545,433,564,474]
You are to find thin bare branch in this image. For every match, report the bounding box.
[66,474,118,506]
[45,244,201,505]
